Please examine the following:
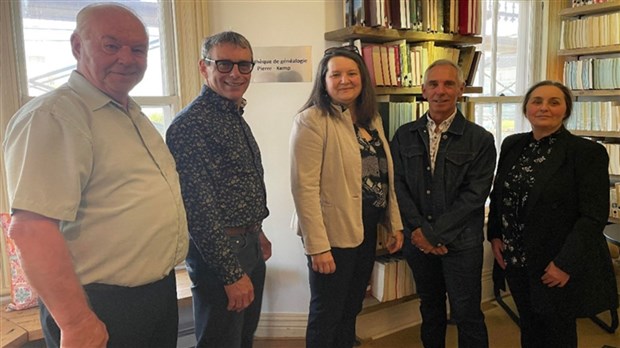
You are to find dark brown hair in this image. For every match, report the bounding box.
[300,48,377,126]
[522,80,573,120]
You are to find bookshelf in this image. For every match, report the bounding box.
[327,0,485,309]
[558,0,620,223]
[324,24,483,136]
[324,26,483,45]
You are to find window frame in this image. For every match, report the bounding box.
[468,0,550,151]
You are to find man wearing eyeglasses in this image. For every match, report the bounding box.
[166,31,271,348]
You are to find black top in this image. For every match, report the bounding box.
[355,124,388,209]
[501,131,559,267]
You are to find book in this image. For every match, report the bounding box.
[465,50,482,86]
[361,45,378,86]
[457,46,476,84]
[385,39,411,87]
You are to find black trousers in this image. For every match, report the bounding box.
[40,271,178,348]
[505,266,577,348]
[305,205,382,348]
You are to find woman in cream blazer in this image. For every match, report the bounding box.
[290,47,403,348]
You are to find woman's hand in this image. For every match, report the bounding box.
[490,238,506,270]
[541,261,570,287]
[311,251,336,274]
[386,231,404,254]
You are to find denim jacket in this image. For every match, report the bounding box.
[391,111,496,250]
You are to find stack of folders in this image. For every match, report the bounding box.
[370,254,415,302]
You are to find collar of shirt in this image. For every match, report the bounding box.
[528,125,565,144]
[426,109,457,134]
[200,84,247,116]
[68,71,141,113]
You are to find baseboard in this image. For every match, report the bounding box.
[255,313,308,338]
[254,269,496,339]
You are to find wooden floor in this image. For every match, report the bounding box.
[254,297,620,348]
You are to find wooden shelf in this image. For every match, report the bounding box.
[325,26,482,45]
[558,45,620,56]
[375,86,483,95]
[559,1,620,17]
[570,89,620,98]
[569,130,620,139]
[360,294,418,315]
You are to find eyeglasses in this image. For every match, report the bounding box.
[203,57,255,74]
[324,45,360,56]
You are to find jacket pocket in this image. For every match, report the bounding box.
[444,151,475,185]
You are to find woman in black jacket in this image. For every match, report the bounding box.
[487,80,618,348]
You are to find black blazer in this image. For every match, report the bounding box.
[488,128,618,317]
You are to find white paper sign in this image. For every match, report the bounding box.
[252,46,312,83]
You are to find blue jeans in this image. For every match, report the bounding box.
[305,205,382,348]
[40,271,178,348]
[186,232,265,348]
[403,242,488,348]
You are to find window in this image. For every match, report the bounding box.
[17,0,179,137]
[470,1,549,147]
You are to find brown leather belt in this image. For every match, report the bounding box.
[224,223,261,237]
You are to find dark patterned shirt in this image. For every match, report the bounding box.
[501,131,558,267]
[355,125,388,209]
[166,85,269,284]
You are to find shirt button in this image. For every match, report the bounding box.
[427,215,433,220]
[442,134,448,140]
[426,166,431,171]
[437,243,443,247]
[426,190,431,195]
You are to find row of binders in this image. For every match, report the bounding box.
[370,254,415,302]
[378,99,429,140]
[345,0,482,35]
[603,144,620,176]
[563,57,620,90]
[566,101,620,133]
[560,12,620,50]
[353,39,481,88]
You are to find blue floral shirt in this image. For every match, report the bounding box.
[166,85,269,284]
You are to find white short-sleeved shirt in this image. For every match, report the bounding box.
[4,71,188,287]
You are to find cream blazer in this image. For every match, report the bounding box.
[290,105,403,255]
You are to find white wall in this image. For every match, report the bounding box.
[207,0,344,314]
[206,2,497,335]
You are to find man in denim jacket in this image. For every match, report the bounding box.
[391,59,496,348]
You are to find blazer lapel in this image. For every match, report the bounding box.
[495,134,529,201]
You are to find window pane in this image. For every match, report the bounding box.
[20,0,165,97]
[475,103,498,136]
[499,103,522,143]
[476,1,528,97]
[142,106,170,138]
